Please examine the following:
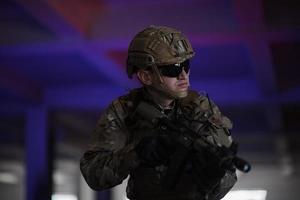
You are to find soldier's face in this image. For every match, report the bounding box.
[154,67,190,98]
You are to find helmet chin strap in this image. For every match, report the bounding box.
[149,65,188,99]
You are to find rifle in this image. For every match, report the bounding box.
[135,101,251,189]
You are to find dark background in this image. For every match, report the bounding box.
[0,0,299,200]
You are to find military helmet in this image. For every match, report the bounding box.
[126,25,195,78]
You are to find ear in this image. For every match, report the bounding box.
[136,70,153,85]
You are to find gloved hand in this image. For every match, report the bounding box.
[135,135,173,167]
[191,148,226,191]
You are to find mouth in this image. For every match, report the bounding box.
[177,82,189,88]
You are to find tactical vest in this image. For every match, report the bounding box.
[114,87,233,200]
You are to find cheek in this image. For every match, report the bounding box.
[162,78,177,89]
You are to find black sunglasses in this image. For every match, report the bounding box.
[158,60,190,77]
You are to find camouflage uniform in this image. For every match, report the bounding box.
[80,87,237,200]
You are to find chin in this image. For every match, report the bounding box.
[175,90,188,99]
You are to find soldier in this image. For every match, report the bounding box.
[80,25,237,200]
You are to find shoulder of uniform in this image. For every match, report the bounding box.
[119,88,142,100]
[109,88,143,118]
[181,90,233,129]
[181,90,207,107]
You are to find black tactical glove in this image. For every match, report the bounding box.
[135,135,173,167]
[191,148,227,191]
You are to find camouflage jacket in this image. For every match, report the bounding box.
[80,87,237,200]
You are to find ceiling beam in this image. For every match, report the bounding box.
[44,81,300,110]
[2,78,298,115]
[189,31,300,46]
[0,41,81,56]
[2,29,298,57]
[0,42,135,89]
[12,0,132,88]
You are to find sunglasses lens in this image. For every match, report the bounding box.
[158,60,190,77]
[160,66,182,77]
[183,63,190,73]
